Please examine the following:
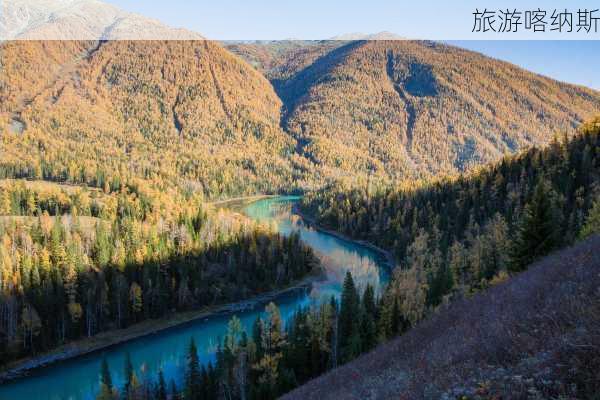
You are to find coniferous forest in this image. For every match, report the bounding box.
[0,181,319,364]
[303,118,600,314]
[91,119,600,400]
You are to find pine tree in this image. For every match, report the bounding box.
[254,303,286,400]
[509,180,559,272]
[339,271,360,362]
[157,370,167,400]
[362,284,376,317]
[252,317,265,361]
[185,338,201,400]
[360,285,377,351]
[262,302,286,355]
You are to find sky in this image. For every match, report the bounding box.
[452,41,600,90]
[103,0,600,89]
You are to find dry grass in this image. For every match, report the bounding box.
[284,235,600,399]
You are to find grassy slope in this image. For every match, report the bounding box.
[284,235,600,399]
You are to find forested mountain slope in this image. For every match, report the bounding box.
[284,235,600,399]
[0,34,325,366]
[281,114,600,400]
[224,41,341,83]
[1,40,303,198]
[0,179,320,366]
[230,39,600,182]
[4,36,599,199]
[275,40,600,181]
[303,118,600,307]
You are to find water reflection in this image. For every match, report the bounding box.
[242,196,389,296]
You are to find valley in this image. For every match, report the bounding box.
[0,196,391,400]
[1,2,599,398]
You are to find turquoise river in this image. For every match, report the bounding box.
[0,196,392,400]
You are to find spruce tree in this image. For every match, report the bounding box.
[362,284,376,317]
[509,180,559,272]
[157,370,167,400]
[339,271,360,361]
[360,285,377,351]
[185,338,201,400]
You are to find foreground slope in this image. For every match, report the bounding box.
[276,40,600,180]
[284,235,600,399]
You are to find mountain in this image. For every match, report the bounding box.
[272,40,600,181]
[2,1,600,197]
[329,31,405,40]
[224,40,341,82]
[0,0,202,40]
[283,235,600,399]
[0,39,299,198]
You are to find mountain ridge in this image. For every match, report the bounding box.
[2,0,600,196]
[0,0,202,40]
[273,39,600,180]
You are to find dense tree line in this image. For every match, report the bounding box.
[0,180,107,218]
[96,271,412,400]
[0,184,319,365]
[303,119,600,321]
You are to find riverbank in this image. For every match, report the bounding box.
[214,195,397,270]
[209,194,277,208]
[292,204,398,271]
[213,194,397,270]
[0,194,392,385]
[0,273,322,384]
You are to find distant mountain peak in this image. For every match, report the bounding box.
[329,31,406,41]
[0,0,203,40]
